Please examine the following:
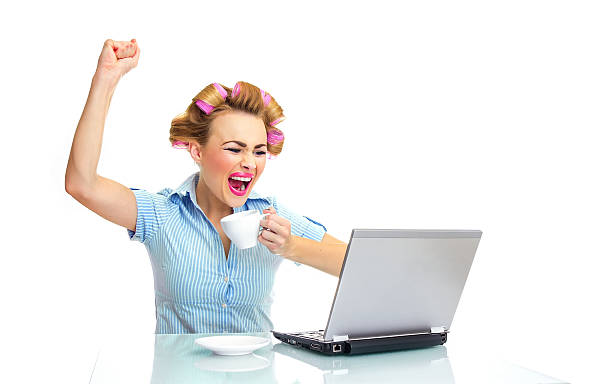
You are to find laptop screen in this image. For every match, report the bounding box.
[323,229,482,341]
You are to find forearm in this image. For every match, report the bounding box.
[285,235,347,277]
[65,72,119,191]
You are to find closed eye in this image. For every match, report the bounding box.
[225,148,267,156]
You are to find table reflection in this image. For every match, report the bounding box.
[194,353,271,372]
[149,332,454,384]
[272,342,454,383]
[89,333,566,383]
[150,333,276,384]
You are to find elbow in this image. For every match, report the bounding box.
[65,173,76,196]
[65,180,94,205]
[65,172,93,200]
[64,169,80,197]
[65,178,82,198]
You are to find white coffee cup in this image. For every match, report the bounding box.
[220,210,271,249]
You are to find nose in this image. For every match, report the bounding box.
[241,152,256,170]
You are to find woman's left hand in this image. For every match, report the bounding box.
[259,206,294,257]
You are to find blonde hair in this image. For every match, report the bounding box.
[169,81,285,156]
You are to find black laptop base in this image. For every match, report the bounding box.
[272,330,447,355]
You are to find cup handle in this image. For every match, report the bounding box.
[259,213,271,234]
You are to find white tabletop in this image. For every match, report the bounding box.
[89,333,566,383]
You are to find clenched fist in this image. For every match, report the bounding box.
[95,38,140,81]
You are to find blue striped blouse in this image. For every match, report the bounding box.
[127,172,327,334]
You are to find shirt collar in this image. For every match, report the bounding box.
[171,172,197,198]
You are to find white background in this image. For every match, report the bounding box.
[1,0,610,383]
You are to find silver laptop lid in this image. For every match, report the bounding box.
[323,229,482,341]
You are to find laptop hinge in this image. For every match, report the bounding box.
[332,335,349,342]
[430,326,446,334]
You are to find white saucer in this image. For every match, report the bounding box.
[195,335,270,356]
[194,353,271,372]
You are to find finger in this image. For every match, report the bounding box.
[116,41,137,59]
[266,214,291,230]
[259,233,280,254]
[261,228,282,243]
[128,41,140,64]
[258,233,275,247]
[133,40,140,57]
[118,41,140,71]
[125,40,138,58]
[101,39,120,60]
[260,214,278,230]
[106,39,125,54]
[261,218,286,236]
[104,39,116,50]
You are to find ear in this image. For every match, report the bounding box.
[188,141,203,163]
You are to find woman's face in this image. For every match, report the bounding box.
[196,111,268,207]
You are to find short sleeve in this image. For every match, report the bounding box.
[127,188,172,244]
[270,197,327,242]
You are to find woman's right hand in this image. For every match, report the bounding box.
[95,38,140,81]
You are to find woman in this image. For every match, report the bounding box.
[65,39,347,334]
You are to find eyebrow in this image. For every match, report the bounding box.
[223,140,267,149]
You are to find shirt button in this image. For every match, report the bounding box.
[224,276,228,282]
[222,303,227,308]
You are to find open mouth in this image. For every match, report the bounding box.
[227,176,253,196]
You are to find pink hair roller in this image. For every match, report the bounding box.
[269,117,284,127]
[172,140,189,149]
[213,82,227,99]
[261,89,271,107]
[267,129,284,145]
[195,82,227,115]
[232,82,241,98]
[195,100,214,115]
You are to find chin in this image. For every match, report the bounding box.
[225,190,249,206]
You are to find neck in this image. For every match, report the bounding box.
[195,173,233,222]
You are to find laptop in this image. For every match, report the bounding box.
[272,229,482,355]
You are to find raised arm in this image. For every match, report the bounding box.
[65,39,141,231]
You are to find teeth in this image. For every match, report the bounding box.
[230,176,252,182]
[239,184,245,191]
